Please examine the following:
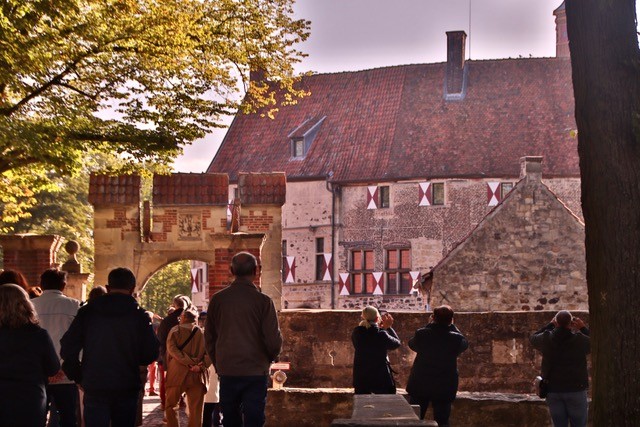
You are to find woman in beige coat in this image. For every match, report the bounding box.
[165,306,209,427]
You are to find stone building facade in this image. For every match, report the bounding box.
[207,4,583,311]
[426,157,587,312]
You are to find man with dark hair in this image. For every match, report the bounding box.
[61,267,159,427]
[530,310,590,427]
[406,305,468,427]
[32,269,80,427]
[205,251,282,427]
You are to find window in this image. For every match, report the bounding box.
[432,182,445,205]
[281,240,287,282]
[289,116,325,159]
[385,248,412,294]
[315,237,325,281]
[379,186,390,208]
[350,249,374,294]
[500,182,514,199]
[292,139,305,157]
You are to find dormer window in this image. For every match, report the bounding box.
[289,116,326,159]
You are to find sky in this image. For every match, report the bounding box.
[172,0,565,173]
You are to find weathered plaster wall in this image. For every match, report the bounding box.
[277,310,590,394]
[430,177,587,312]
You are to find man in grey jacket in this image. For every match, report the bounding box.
[205,252,282,427]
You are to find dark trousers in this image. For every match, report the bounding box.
[410,396,452,427]
[47,384,79,427]
[219,375,268,427]
[83,392,139,427]
[202,402,222,427]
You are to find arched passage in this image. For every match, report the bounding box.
[88,173,286,308]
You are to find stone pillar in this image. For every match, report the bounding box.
[88,174,141,286]
[237,172,286,309]
[60,240,90,301]
[0,234,63,287]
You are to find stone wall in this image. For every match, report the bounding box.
[280,171,582,311]
[277,310,590,394]
[429,165,587,312]
[265,389,586,427]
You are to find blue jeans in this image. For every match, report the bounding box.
[47,384,79,427]
[546,390,588,427]
[83,392,139,427]
[219,375,268,427]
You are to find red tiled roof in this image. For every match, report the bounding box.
[208,58,578,182]
[88,174,141,206]
[153,173,228,205]
[238,172,286,206]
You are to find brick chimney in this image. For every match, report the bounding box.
[445,31,468,100]
[519,156,543,182]
[553,2,569,58]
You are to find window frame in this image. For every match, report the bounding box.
[500,182,514,199]
[349,249,375,294]
[379,185,390,208]
[315,237,326,281]
[385,248,412,294]
[431,182,445,206]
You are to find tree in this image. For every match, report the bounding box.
[138,260,191,316]
[565,1,640,424]
[0,0,309,176]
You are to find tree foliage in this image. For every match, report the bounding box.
[0,0,310,176]
[138,260,191,316]
[565,0,640,424]
[9,151,172,271]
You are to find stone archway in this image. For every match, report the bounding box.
[88,172,286,308]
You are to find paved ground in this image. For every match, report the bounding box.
[141,393,189,427]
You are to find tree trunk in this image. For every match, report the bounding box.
[565,1,640,425]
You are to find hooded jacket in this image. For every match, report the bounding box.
[60,293,159,396]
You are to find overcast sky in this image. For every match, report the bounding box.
[173,0,565,172]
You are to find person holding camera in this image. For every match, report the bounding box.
[351,306,401,395]
[406,305,468,427]
[530,310,590,427]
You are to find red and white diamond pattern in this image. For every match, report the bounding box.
[322,253,332,281]
[339,273,350,296]
[419,182,431,206]
[367,186,378,209]
[372,272,383,295]
[487,182,501,206]
[284,256,296,283]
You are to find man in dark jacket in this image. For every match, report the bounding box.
[406,305,468,427]
[61,268,159,427]
[530,310,590,427]
[205,252,282,427]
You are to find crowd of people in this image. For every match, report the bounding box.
[0,252,590,427]
[351,304,590,427]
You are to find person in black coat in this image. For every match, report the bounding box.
[530,310,590,427]
[351,306,401,394]
[60,268,159,426]
[0,283,60,427]
[406,305,468,427]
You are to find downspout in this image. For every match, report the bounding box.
[325,173,336,309]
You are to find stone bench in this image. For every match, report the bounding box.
[331,394,436,426]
